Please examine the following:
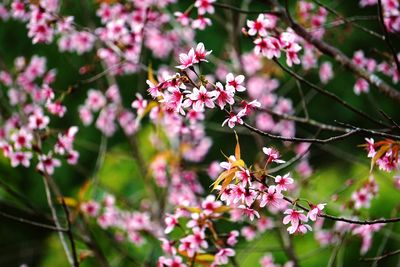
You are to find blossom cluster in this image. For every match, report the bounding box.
[174,0,215,30]
[0,56,78,175]
[352,50,400,95]
[81,194,160,246]
[360,0,400,33]
[363,138,400,188]
[2,0,194,76]
[79,85,139,137]
[213,143,326,235]
[159,195,238,266]
[245,14,303,67]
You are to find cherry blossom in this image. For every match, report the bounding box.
[225,73,246,92]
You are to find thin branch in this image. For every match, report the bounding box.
[0,210,67,232]
[335,121,400,140]
[61,198,80,267]
[212,2,281,16]
[378,109,400,130]
[360,249,400,262]
[0,179,42,215]
[255,106,349,132]
[42,175,75,267]
[296,80,309,119]
[243,121,359,143]
[276,225,300,267]
[273,59,389,128]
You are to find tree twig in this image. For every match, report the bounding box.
[213,2,281,16]
[0,209,67,232]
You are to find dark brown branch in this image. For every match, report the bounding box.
[61,198,80,267]
[213,3,282,16]
[243,121,359,143]
[0,179,42,215]
[0,210,67,232]
[377,0,400,72]
[283,0,400,103]
[256,107,349,132]
[335,121,400,140]
[273,59,389,128]
[378,109,400,130]
[276,226,300,267]
[360,249,400,262]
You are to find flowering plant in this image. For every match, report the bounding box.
[0,0,400,266]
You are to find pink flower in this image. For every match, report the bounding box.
[79,106,93,126]
[86,89,106,111]
[162,256,187,267]
[238,205,260,221]
[365,138,376,158]
[257,217,275,232]
[81,200,100,217]
[10,151,32,167]
[351,188,372,209]
[174,12,190,26]
[208,161,223,179]
[28,112,50,130]
[241,226,257,241]
[47,101,67,117]
[192,16,212,30]
[164,214,179,234]
[37,153,61,175]
[226,230,239,246]
[319,62,334,84]
[247,14,271,37]
[183,228,208,255]
[222,112,244,128]
[183,85,217,111]
[260,253,278,267]
[159,238,177,255]
[236,168,252,187]
[274,173,294,191]
[194,42,212,62]
[195,0,216,15]
[131,93,148,117]
[307,203,326,221]
[283,209,308,233]
[238,100,261,117]
[241,52,262,75]
[263,147,285,164]
[285,43,302,67]
[214,248,235,265]
[10,128,33,150]
[259,186,283,208]
[214,82,234,110]
[254,37,281,59]
[201,195,222,215]
[176,48,197,70]
[292,223,312,234]
[225,73,246,92]
[354,78,369,95]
